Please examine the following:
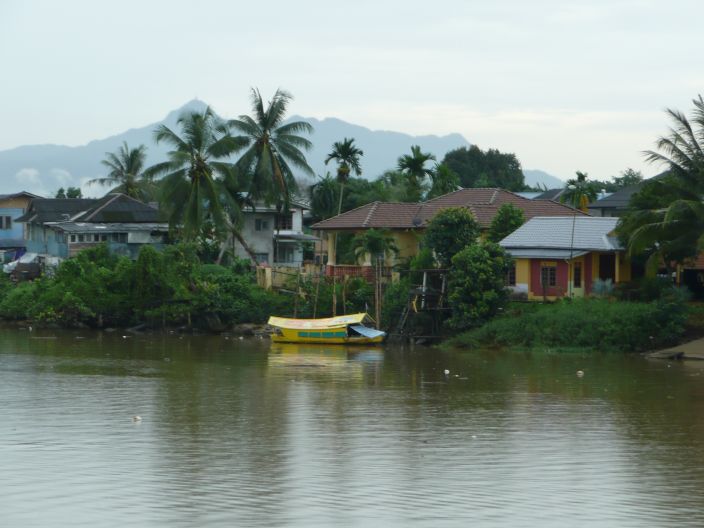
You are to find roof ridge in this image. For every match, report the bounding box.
[82,193,121,222]
[422,188,469,204]
[362,202,379,227]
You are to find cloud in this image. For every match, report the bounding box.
[49,168,74,186]
[12,167,80,197]
[14,168,44,195]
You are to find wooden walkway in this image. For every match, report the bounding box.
[647,337,704,360]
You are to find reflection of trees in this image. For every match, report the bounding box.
[5,329,704,524]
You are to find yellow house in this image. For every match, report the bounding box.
[311,188,585,275]
[499,216,630,300]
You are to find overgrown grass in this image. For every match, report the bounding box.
[445,297,689,353]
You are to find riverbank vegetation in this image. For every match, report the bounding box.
[0,244,287,330]
[446,295,690,353]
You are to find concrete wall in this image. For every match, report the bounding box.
[26,225,68,258]
[234,209,306,265]
[0,196,33,241]
[0,207,25,240]
[234,213,275,262]
[515,251,630,301]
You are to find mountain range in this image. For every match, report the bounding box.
[0,99,565,197]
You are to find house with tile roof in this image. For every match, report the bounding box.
[17,193,168,260]
[311,188,586,271]
[499,216,630,299]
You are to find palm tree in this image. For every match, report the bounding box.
[398,145,436,202]
[229,88,313,208]
[561,171,598,212]
[427,163,460,200]
[309,173,340,221]
[325,138,363,215]
[147,107,244,240]
[624,95,704,270]
[89,142,155,200]
[351,229,399,264]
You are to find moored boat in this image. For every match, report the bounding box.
[267,313,386,344]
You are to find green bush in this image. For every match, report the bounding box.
[425,207,481,267]
[447,298,688,352]
[615,276,685,302]
[0,243,288,330]
[381,278,410,329]
[0,280,42,320]
[447,242,512,330]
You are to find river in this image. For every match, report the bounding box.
[1,329,703,527]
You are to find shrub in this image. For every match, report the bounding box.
[487,203,525,243]
[447,242,512,330]
[447,298,688,352]
[615,276,684,302]
[425,207,480,267]
[0,280,42,320]
[381,278,411,329]
[591,278,614,297]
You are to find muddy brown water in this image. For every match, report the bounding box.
[1,329,703,527]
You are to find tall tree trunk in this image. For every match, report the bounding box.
[337,182,346,216]
[216,230,258,265]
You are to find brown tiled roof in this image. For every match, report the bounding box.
[312,188,586,230]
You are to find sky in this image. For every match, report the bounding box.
[0,0,702,181]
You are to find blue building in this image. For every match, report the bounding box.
[17,193,169,260]
[0,191,40,261]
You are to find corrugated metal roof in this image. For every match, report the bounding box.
[506,249,589,259]
[50,222,169,233]
[499,216,622,252]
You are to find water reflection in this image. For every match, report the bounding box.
[1,330,704,526]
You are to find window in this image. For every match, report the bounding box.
[541,265,557,287]
[506,264,516,286]
[0,216,12,230]
[78,234,85,242]
[70,234,77,243]
[573,262,582,288]
[254,253,269,264]
[276,213,293,231]
[255,218,269,232]
[276,246,295,263]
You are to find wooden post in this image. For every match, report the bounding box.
[342,275,347,315]
[615,252,620,284]
[421,271,427,309]
[313,266,321,318]
[293,270,301,318]
[332,273,337,316]
[375,258,382,329]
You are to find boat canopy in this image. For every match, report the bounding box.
[268,313,375,330]
[349,325,386,339]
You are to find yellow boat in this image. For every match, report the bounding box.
[267,313,386,344]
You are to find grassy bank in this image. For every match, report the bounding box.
[445,297,689,353]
